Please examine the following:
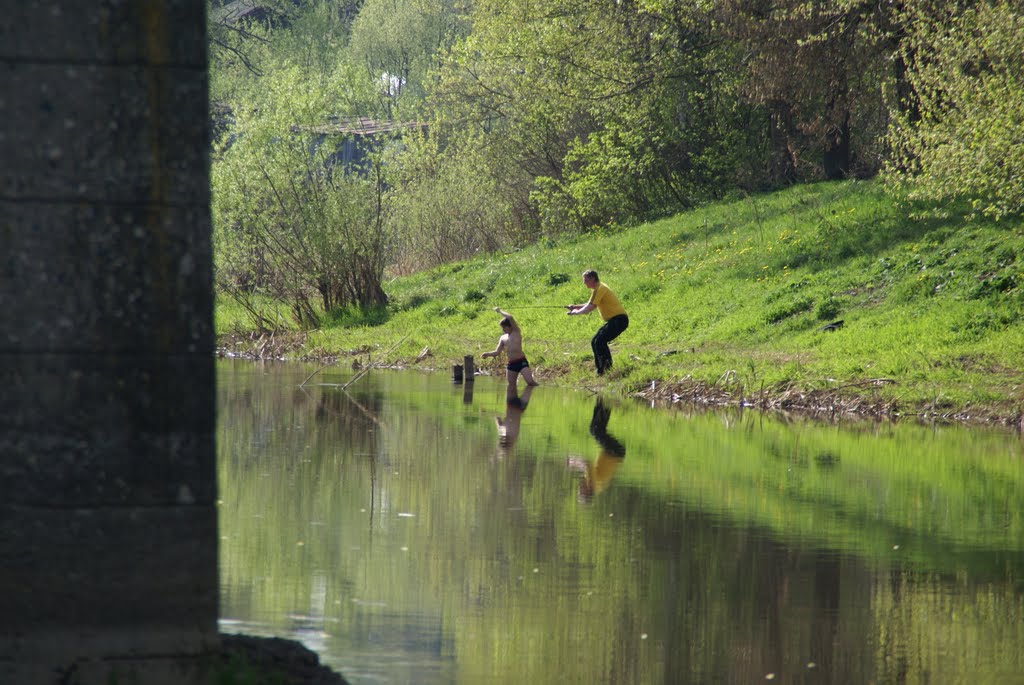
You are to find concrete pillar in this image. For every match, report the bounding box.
[0,3,217,684]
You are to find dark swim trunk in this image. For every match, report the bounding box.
[506,357,530,373]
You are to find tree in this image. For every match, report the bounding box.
[387,129,516,271]
[348,0,468,116]
[885,0,1024,220]
[719,0,896,182]
[212,61,390,331]
[430,0,754,236]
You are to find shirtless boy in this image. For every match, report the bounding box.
[482,307,539,390]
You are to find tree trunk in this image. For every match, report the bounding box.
[768,100,798,184]
[822,113,851,180]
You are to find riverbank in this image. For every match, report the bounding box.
[216,330,1023,429]
[215,180,1024,430]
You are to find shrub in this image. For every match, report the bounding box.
[547,273,571,286]
[816,297,842,321]
[765,297,814,324]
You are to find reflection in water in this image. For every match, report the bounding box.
[495,384,535,455]
[566,397,626,502]
[218,361,1024,685]
[814,451,840,469]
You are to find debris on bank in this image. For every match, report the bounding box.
[634,376,1024,428]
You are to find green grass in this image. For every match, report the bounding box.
[216,179,1024,418]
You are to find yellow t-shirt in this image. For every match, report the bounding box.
[586,451,624,496]
[589,283,627,321]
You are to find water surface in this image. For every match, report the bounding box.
[217,360,1024,684]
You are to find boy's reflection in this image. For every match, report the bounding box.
[566,397,626,502]
[496,383,535,455]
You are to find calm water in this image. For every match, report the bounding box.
[217,359,1024,685]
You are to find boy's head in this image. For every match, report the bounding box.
[500,317,512,330]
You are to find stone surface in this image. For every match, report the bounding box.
[1,506,218,633]
[0,2,207,66]
[0,354,214,507]
[1,201,212,352]
[0,2,219,683]
[0,63,210,204]
[219,634,352,685]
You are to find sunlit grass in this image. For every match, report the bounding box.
[218,179,1024,414]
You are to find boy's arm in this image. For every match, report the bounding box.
[482,336,506,358]
[493,306,520,331]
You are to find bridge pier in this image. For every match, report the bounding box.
[1,3,218,683]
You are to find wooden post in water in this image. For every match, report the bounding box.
[452,364,463,384]
[464,355,475,382]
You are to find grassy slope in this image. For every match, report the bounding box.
[216,180,1024,420]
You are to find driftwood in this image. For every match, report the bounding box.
[634,377,901,419]
[340,333,411,390]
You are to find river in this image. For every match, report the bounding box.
[216,359,1024,684]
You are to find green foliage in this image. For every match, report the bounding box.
[815,297,842,321]
[263,1,358,82]
[211,27,392,331]
[885,1,1024,220]
[624,278,663,301]
[209,0,1024,292]
[325,303,391,328]
[432,0,752,237]
[397,292,431,311]
[208,0,362,105]
[348,0,467,116]
[719,0,895,183]
[387,130,520,272]
[764,296,814,325]
[535,123,659,230]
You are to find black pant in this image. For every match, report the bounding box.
[589,398,626,458]
[592,314,628,375]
